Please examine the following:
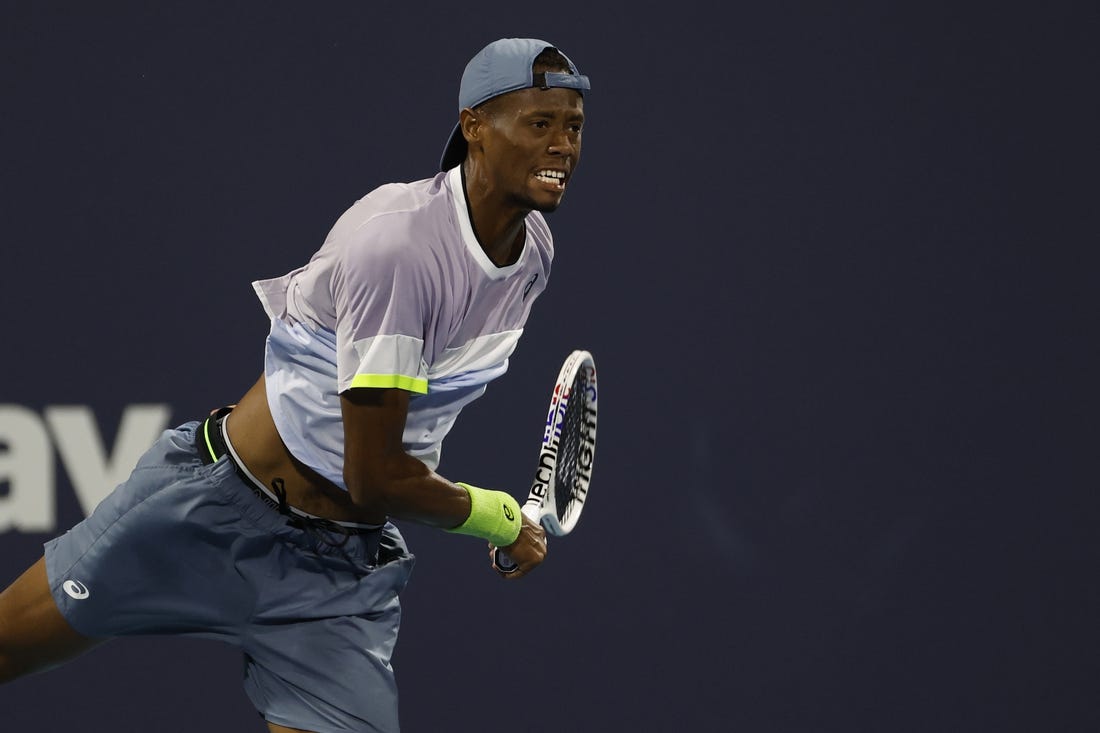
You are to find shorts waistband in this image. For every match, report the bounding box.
[196,408,380,536]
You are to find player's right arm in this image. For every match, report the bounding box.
[333,222,545,575]
[340,385,546,576]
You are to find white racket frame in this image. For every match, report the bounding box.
[495,349,598,570]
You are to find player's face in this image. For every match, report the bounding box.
[481,87,585,213]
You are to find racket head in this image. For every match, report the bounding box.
[527,349,598,537]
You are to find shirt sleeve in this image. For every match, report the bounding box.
[331,224,434,394]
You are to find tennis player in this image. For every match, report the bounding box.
[0,37,589,733]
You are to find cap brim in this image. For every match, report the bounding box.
[439,122,466,171]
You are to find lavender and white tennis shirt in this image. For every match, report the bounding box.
[252,166,553,488]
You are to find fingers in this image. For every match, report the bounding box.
[488,523,547,579]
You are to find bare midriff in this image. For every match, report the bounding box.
[225,375,386,525]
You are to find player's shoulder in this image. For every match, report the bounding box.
[329,172,450,262]
[341,172,447,231]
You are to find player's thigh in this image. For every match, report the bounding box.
[267,724,316,733]
[0,556,101,682]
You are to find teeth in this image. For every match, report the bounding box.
[535,170,565,186]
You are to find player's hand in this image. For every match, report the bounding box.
[490,514,546,579]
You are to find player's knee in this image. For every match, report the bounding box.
[0,608,75,685]
[0,646,30,685]
[0,628,80,685]
[0,622,18,683]
[0,621,30,684]
[0,618,97,685]
[0,607,32,684]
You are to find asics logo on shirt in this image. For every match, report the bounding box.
[63,580,90,600]
[523,273,539,301]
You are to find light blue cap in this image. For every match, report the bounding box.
[439,38,590,171]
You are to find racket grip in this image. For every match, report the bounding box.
[494,547,519,573]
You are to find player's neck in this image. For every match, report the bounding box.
[473,216,526,268]
[461,163,527,267]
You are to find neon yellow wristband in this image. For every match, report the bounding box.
[447,482,522,547]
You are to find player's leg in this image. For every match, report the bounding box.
[241,524,414,733]
[245,577,408,733]
[267,724,315,733]
[0,556,102,683]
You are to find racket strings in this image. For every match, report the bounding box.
[554,370,590,523]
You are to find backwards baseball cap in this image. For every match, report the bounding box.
[439,38,591,171]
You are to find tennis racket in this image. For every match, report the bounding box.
[495,349,598,573]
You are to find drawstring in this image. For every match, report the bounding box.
[270,478,364,572]
[270,478,351,546]
[196,411,378,573]
[270,478,293,518]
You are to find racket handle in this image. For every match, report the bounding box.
[494,547,519,573]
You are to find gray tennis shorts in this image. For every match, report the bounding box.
[44,420,415,733]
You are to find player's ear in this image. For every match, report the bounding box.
[459,107,483,146]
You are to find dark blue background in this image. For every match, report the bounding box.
[2,3,1096,731]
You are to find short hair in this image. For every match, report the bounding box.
[475,47,576,117]
[532,47,573,75]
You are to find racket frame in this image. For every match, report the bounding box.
[494,349,597,572]
[525,349,597,537]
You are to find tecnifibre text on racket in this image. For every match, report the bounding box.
[495,349,598,572]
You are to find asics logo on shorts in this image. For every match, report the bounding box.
[63,580,90,600]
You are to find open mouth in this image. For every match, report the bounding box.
[534,169,566,190]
